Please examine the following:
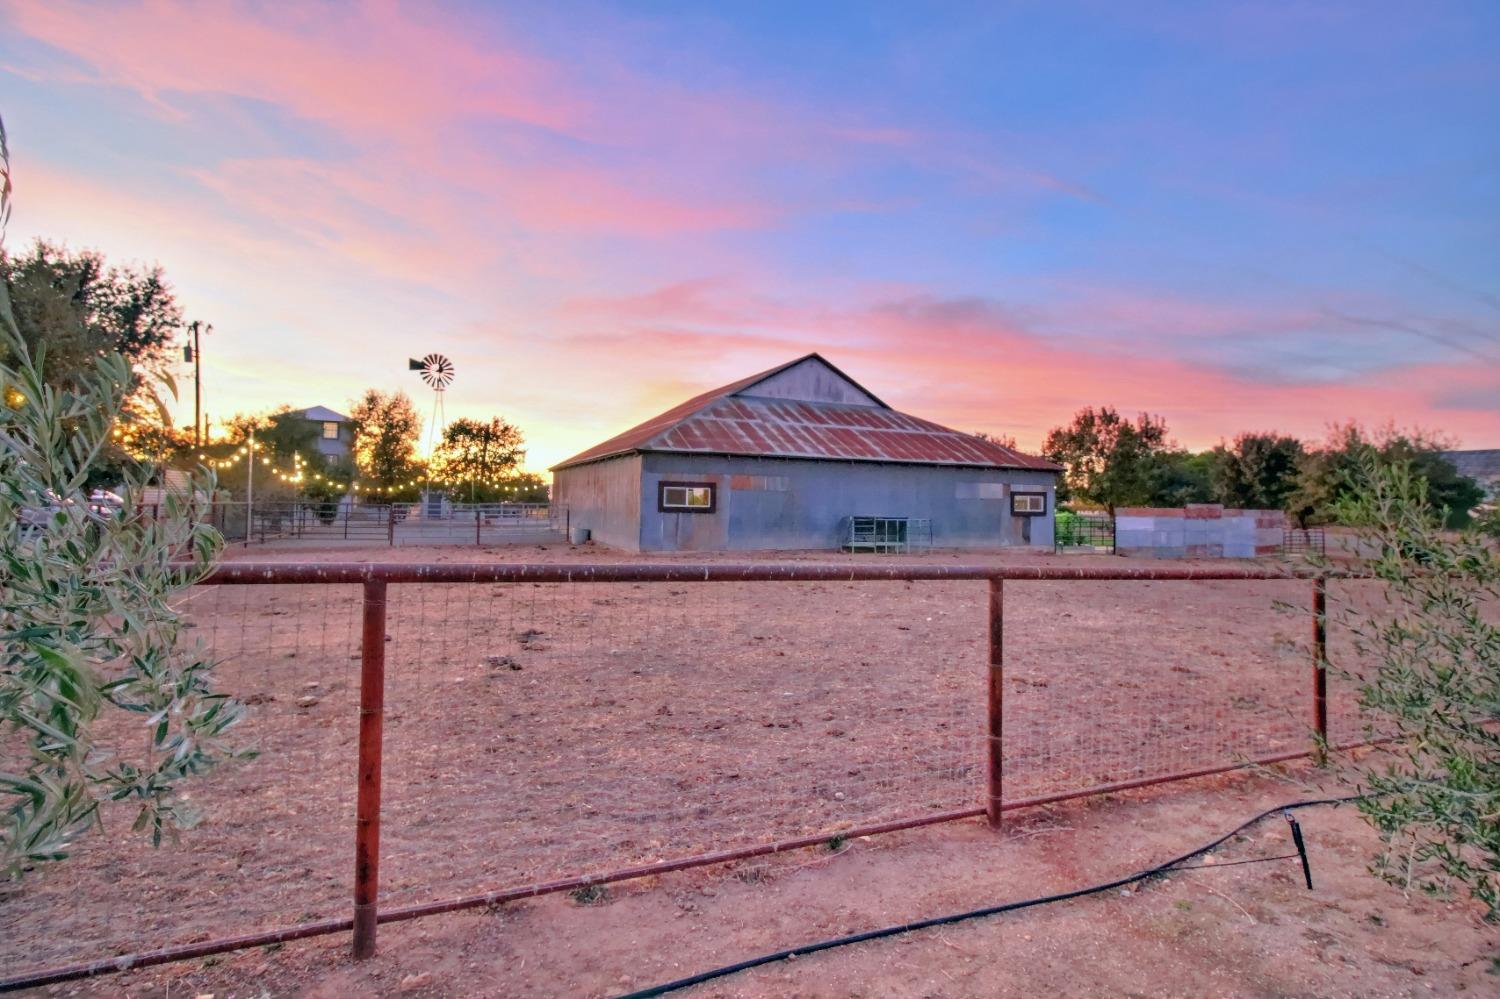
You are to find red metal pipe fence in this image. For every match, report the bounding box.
[1,561,1357,992]
[353,579,387,959]
[1312,575,1330,757]
[986,578,1004,829]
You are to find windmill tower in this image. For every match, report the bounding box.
[409,353,455,514]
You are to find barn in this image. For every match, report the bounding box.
[550,354,1061,553]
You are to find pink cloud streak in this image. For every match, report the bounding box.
[556,285,1500,453]
[5,0,582,137]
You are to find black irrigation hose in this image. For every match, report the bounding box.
[615,796,1361,999]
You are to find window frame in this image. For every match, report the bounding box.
[657,480,717,514]
[1010,491,1047,517]
[321,421,340,440]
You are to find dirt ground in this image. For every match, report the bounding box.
[17,773,1500,998]
[2,541,1476,996]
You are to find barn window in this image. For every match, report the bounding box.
[659,481,716,513]
[322,421,340,440]
[1011,492,1046,516]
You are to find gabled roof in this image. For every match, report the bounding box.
[301,406,350,423]
[1444,449,1500,484]
[552,353,1059,473]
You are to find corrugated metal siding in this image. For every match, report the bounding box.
[552,454,644,550]
[639,453,1056,552]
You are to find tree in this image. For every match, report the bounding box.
[1381,434,1485,529]
[1210,432,1305,510]
[349,389,423,496]
[1151,449,1215,507]
[1290,423,1483,528]
[223,406,320,461]
[1,239,188,483]
[201,407,349,503]
[1042,407,1172,514]
[973,430,1019,451]
[1,240,182,392]
[430,416,525,502]
[1318,453,1500,918]
[499,471,549,503]
[1,115,248,875]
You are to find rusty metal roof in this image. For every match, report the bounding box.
[553,353,1059,473]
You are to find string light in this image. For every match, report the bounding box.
[189,439,541,498]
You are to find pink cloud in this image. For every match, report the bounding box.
[4,0,583,139]
[4,0,1098,227]
[560,278,818,327]
[8,0,784,242]
[547,283,1500,455]
[496,165,775,235]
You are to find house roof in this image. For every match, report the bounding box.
[1444,449,1500,485]
[301,406,350,423]
[552,353,1059,473]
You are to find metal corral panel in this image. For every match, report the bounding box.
[638,453,1055,552]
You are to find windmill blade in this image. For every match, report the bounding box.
[418,352,455,389]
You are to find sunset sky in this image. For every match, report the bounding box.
[1,0,1496,470]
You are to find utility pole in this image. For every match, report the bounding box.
[245,428,255,546]
[185,321,211,445]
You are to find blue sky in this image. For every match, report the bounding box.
[1,0,1495,466]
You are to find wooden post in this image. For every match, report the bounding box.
[352,579,388,959]
[987,578,1004,828]
[387,505,395,547]
[1311,575,1328,759]
[475,506,482,546]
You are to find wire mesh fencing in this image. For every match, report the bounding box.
[1281,527,1327,557]
[1053,512,1115,553]
[0,583,365,974]
[998,578,1313,802]
[2,563,1375,983]
[1322,577,1407,749]
[375,578,981,912]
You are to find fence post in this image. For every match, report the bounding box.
[1311,575,1328,760]
[387,505,395,547]
[986,577,1004,828]
[353,578,388,959]
[475,506,482,546]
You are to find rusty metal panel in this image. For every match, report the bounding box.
[552,354,1059,473]
[652,396,1057,469]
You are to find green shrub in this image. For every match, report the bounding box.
[1321,453,1500,918]
[1,116,249,877]
[1054,509,1080,547]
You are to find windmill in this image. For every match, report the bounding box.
[410,354,454,510]
[409,353,455,453]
